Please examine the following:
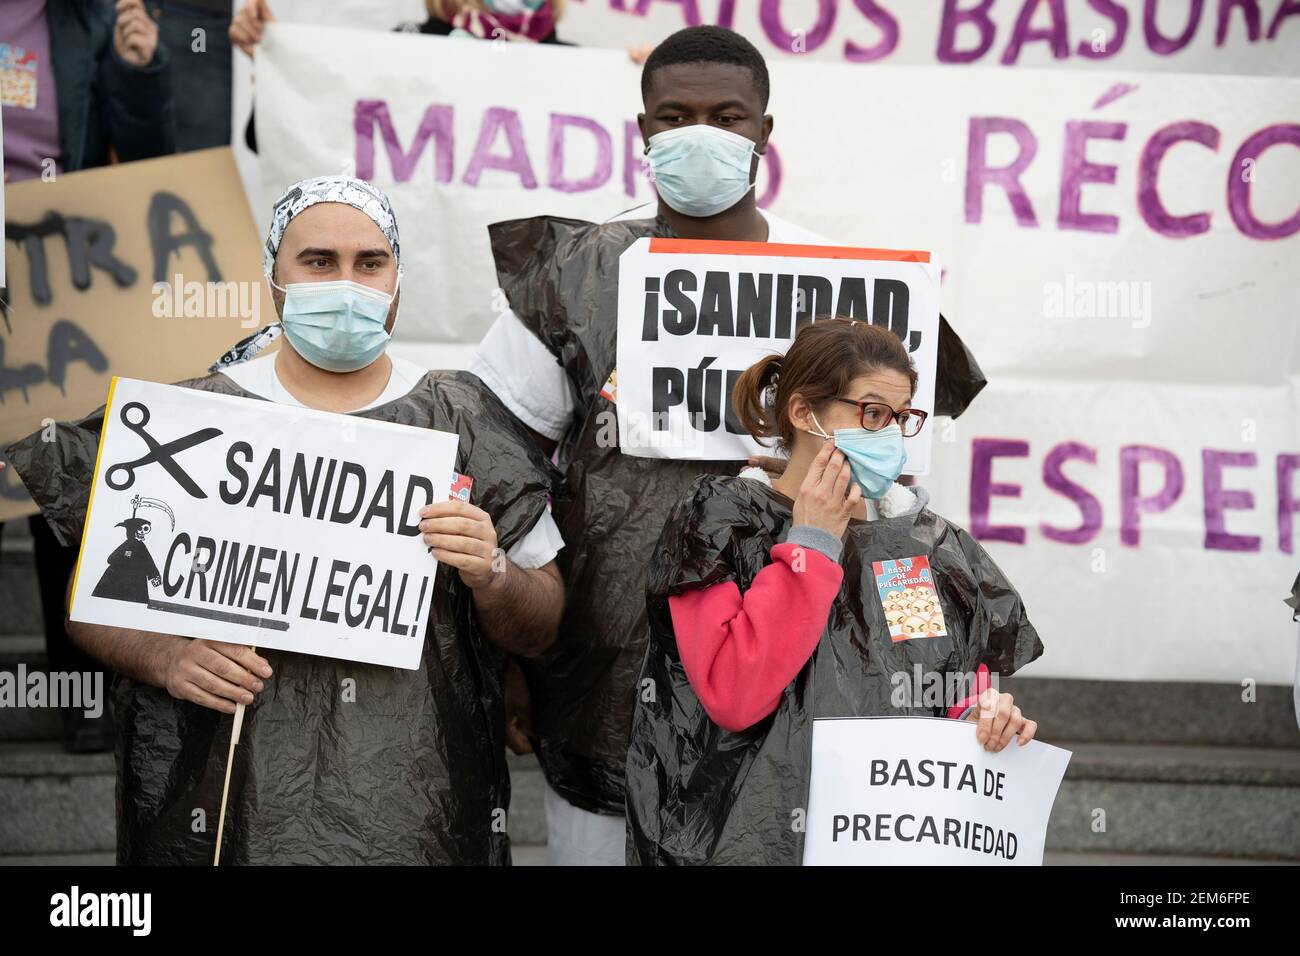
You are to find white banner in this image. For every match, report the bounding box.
[561,0,1300,75]
[70,379,458,670]
[256,26,1300,685]
[615,237,939,471]
[803,716,1072,866]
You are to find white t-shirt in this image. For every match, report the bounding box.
[469,208,830,441]
[221,352,563,570]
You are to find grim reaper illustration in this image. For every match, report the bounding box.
[92,495,174,604]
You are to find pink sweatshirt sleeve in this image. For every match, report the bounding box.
[945,663,992,720]
[668,541,844,733]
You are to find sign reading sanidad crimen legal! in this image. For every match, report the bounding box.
[616,238,940,473]
[70,378,458,670]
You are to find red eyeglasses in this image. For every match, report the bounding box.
[835,399,928,437]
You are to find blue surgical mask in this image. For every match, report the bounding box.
[269,275,399,373]
[809,412,907,500]
[645,125,758,218]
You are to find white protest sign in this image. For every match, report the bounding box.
[804,716,1072,865]
[69,378,458,670]
[561,0,1300,76]
[615,238,939,472]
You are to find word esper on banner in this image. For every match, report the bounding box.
[639,270,920,351]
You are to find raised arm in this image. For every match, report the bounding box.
[671,534,843,732]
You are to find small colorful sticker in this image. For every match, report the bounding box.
[449,472,473,502]
[872,555,948,643]
[599,368,618,404]
[0,43,39,110]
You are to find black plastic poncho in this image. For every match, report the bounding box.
[490,213,989,815]
[625,475,1043,865]
[5,369,558,865]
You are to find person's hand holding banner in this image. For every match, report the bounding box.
[230,0,276,58]
[418,498,501,590]
[161,638,273,715]
[969,686,1038,752]
[113,0,160,67]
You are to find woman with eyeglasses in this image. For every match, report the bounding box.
[625,317,1045,865]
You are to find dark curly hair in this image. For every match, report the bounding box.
[641,25,770,110]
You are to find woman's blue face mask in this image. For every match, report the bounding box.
[808,410,908,500]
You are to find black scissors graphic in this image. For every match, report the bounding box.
[105,402,223,499]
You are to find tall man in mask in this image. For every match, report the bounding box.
[470,26,986,865]
[6,176,566,865]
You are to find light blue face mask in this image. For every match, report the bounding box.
[645,124,758,218]
[269,275,399,374]
[809,412,908,500]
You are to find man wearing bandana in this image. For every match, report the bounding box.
[5,176,566,865]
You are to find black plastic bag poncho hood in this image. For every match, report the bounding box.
[5,368,559,865]
[625,475,1043,865]
[490,213,989,815]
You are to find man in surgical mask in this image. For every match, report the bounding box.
[470,27,983,866]
[8,176,566,864]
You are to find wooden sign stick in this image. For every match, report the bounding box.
[213,646,255,867]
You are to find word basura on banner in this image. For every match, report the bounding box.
[70,379,458,670]
[0,148,275,522]
[560,0,1300,75]
[803,716,1072,866]
[616,238,940,471]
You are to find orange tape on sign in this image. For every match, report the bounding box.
[646,238,931,263]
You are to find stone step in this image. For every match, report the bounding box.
[0,634,46,668]
[3,733,1296,862]
[0,636,67,742]
[1000,675,1299,749]
[0,557,43,637]
[1046,742,1300,860]
[0,741,115,857]
[0,851,115,866]
[0,740,548,858]
[1044,849,1297,865]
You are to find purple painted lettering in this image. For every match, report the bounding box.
[354,100,452,184]
[965,117,1039,226]
[970,438,1029,544]
[1001,0,1070,65]
[463,107,537,189]
[1119,445,1184,547]
[1059,120,1126,234]
[549,114,613,194]
[1138,121,1219,237]
[1228,124,1300,240]
[1041,441,1103,544]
